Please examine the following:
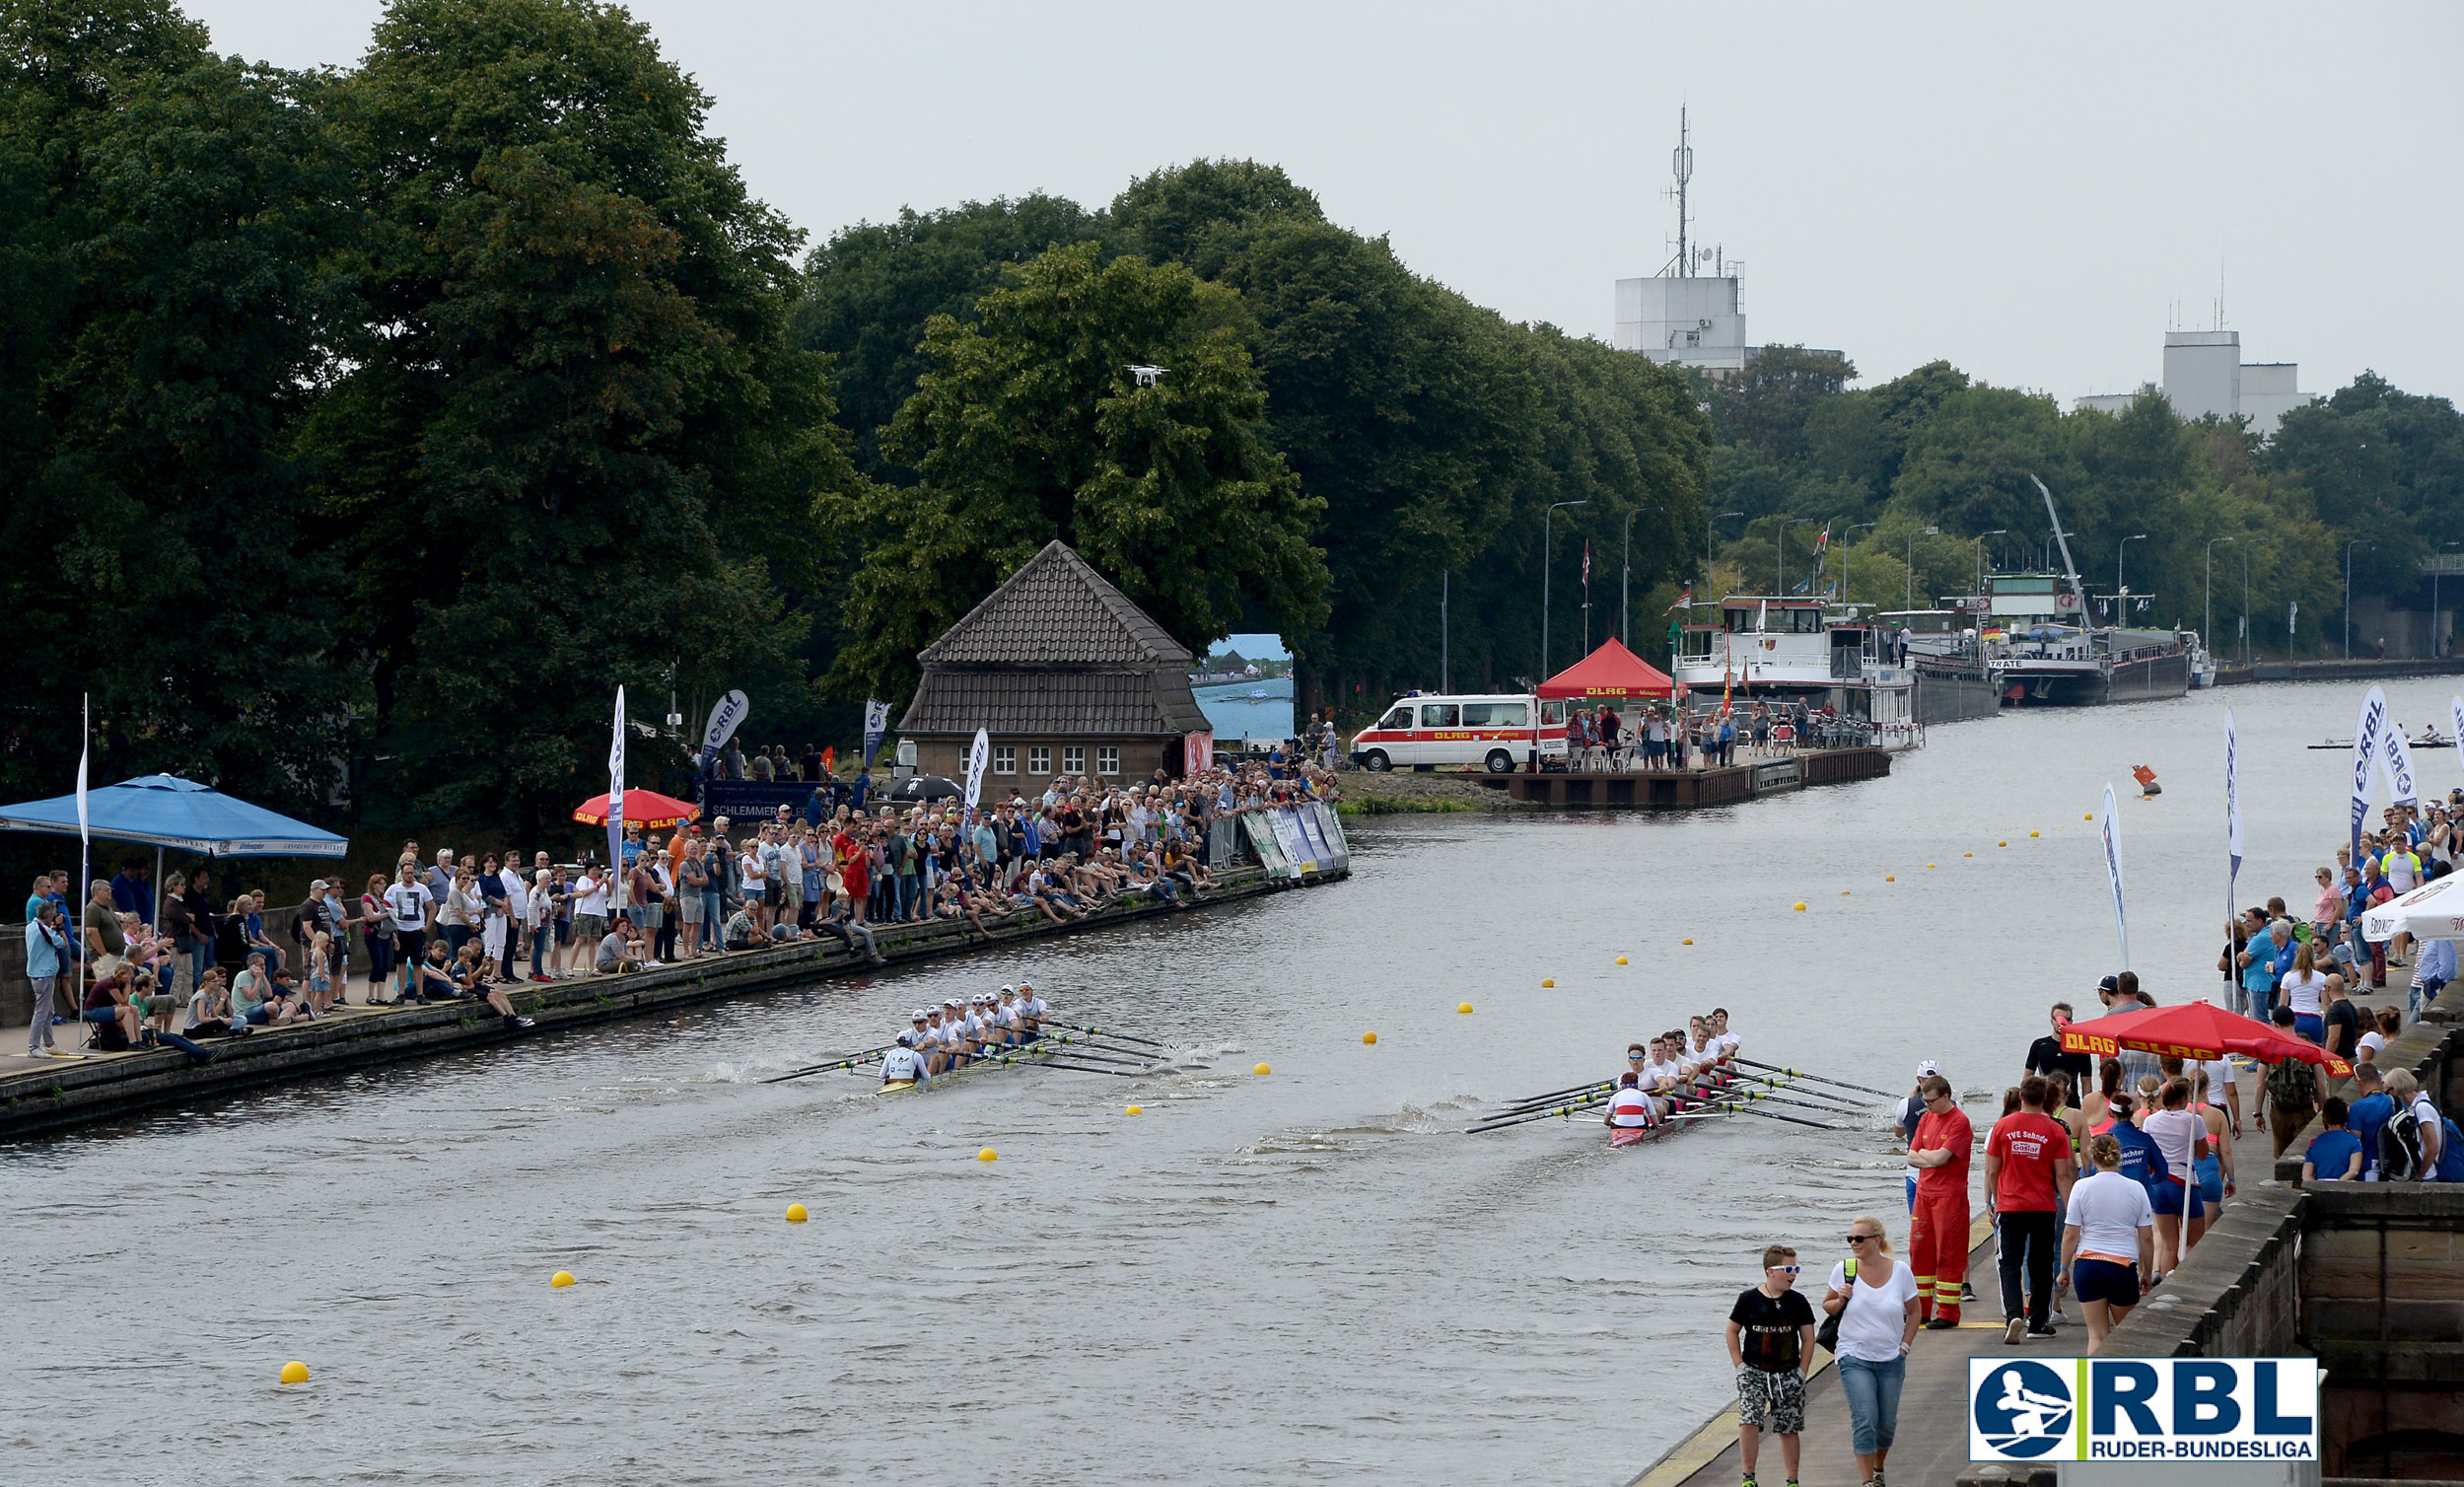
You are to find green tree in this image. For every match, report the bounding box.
[2267,372,2464,596]
[794,193,1115,484]
[1111,157,1321,264]
[0,0,356,816]
[1712,344,1856,461]
[829,241,1329,701]
[1193,215,1539,684]
[310,0,850,834]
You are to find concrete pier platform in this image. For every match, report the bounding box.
[1482,747,1893,810]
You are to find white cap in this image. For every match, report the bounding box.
[1001,985,1017,996]
[944,999,962,1009]
[911,1010,929,1021]
[895,1031,912,1046]
[1916,1059,1941,1079]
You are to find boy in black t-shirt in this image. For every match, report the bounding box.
[1726,1243,1817,1487]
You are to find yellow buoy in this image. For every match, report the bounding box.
[1793,901,1807,911]
[784,1203,808,1224]
[1456,1002,1474,1015]
[1363,1031,1377,1044]
[1999,840,2008,847]
[977,1147,998,1162]
[1615,956,1629,965]
[1540,978,1555,988]
[1126,1104,1143,1114]
[1253,1062,1273,1075]
[1964,852,1974,858]
[2029,830,2040,837]
[280,1361,310,1385]
[550,1270,575,1289]
[1885,875,1896,882]
[1927,862,1936,868]
[1681,938,1693,945]
[2085,812,2094,820]
[1841,889,1851,895]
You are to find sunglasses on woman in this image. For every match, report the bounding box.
[1845,1233,1879,1244]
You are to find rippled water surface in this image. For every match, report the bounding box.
[4,678,2439,1484]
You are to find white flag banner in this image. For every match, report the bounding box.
[862,700,891,769]
[75,695,90,849]
[2100,784,2128,970]
[2352,685,2388,865]
[2224,710,2242,917]
[2382,715,2421,810]
[699,688,749,770]
[962,727,990,813]
[2452,695,2464,787]
[607,686,627,874]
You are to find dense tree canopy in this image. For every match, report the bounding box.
[8,0,2464,866]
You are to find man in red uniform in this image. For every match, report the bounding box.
[1985,1075,2075,1343]
[1906,1072,1973,1327]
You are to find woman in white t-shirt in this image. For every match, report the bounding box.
[2277,942,2330,1035]
[1821,1215,1921,1487]
[2062,1132,2156,1349]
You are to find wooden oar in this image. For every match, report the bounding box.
[1733,1057,1897,1099]
[1711,1099,1847,1131]
[1469,1076,1738,1135]
[1026,1058,1154,1078]
[1047,1021,1167,1048]
[1502,1076,1624,1108]
[762,1046,892,1084]
[1723,1074,1866,1115]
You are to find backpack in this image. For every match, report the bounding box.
[2266,1056,2317,1113]
[1815,1257,1857,1355]
[2439,1115,2464,1184]
[2380,1105,2424,1182]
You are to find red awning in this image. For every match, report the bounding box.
[2059,999,2353,1080]
[1536,638,1686,700]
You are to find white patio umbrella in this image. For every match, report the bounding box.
[2358,874,2464,944]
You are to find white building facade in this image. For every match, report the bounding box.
[1613,274,1748,373]
[2074,329,2318,439]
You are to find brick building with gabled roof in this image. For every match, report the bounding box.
[896,540,1211,785]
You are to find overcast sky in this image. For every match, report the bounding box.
[184,1,2462,403]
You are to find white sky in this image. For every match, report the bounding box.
[185,1,2463,402]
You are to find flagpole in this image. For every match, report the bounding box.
[77,694,90,1017]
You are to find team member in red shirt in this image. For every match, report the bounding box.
[1986,1075,2076,1344]
[1906,1073,1974,1327]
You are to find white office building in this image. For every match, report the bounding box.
[2074,329,2318,439]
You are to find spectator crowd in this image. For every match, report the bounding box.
[20,757,1340,1061]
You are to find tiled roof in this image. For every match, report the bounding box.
[900,669,1210,737]
[918,540,1193,668]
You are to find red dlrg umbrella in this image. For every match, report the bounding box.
[572,790,700,830]
[2061,998,2353,1080]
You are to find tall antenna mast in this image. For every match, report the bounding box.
[1668,106,1693,279]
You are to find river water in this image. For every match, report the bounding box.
[7,677,2452,1485]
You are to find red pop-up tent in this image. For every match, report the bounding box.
[1537,638,1687,700]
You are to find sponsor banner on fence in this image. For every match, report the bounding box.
[1268,808,1315,873]
[1969,1357,2318,1464]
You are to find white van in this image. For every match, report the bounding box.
[1347,693,1566,773]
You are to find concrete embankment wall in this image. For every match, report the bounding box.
[0,862,1339,1140]
[2218,656,2464,686]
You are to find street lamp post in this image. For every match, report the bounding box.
[2436,542,2460,659]
[1906,525,1938,610]
[2241,546,2252,664]
[1775,518,1805,597]
[2117,534,2147,623]
[1622,506,1659,646]
[1845,523,1875,609]
[1707,511,1743,599]
[1543,499,1588,680]
[2204,536,2234,654]
[1973,530,2007,619]
[2345,538,2371,660]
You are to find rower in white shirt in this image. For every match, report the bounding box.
[1603,1073,1658,1139]
[906,1010,944,1075]
[1710,1008,1740,1060]
[1017,983,1047,1033]
[881,1032,925,1087]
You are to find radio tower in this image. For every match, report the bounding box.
[1664,107,1693,278]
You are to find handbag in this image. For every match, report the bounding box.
[1815,1256,1857,1355]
